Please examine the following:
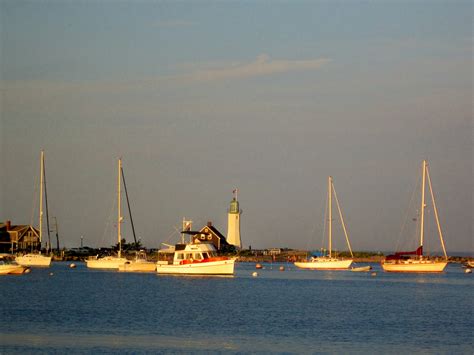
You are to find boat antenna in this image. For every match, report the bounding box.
[121,165,138,246]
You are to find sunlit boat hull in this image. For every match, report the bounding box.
[15,254,52,267]
[294,258,353,270]
[85,256,127,269]
[118,261,156,272]
[351,266,372,272]
[0,263,29,275]
[156,259,235,275]
[381,260,448,273]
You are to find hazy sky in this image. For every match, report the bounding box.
[1,1,472,253]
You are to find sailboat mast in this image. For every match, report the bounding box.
[328,176,332,258]
[43,152,51,253]
[39,150,44,246]
[118,158,122,258]
[426,166,448,260]
[420,160,427,250]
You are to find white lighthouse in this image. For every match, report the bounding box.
[226,189,242,249]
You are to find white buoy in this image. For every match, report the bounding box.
[252,272,258,277]
[69,263,76,269]
[465,268,472,274]
[279,266,285,271]
[49,272,54,276]
[371,272,377,277]
[24,268,31,274]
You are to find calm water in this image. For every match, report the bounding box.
[1,262,472,354]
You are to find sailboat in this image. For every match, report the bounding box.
[16,150,52,267]
[294,176,354,270]
[85,158,127,270]
[381,160,448,273]
[117,165,155,272]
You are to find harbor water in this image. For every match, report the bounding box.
[1,262,472,353]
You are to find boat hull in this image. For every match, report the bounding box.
[156,259,235,275]
[118,261,156,272]
[85,257,127,269]
[0,264,29,275]
[351,266,372,272]
[381,260,448,273]
[15,254,52,267]
[294,258,353,270]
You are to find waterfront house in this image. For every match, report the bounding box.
[0,220,41,253]
[192,221,232,252]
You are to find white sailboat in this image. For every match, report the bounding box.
[16,150,52,267]
[85,158,127,270]
[295,176,354,270]
[381,160,448,273]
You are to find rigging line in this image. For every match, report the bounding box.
[43,154,52,253]
[331,181,354,258]
[305,186,325,251]
[121,166,137,245]
[395,169,421,252]
[100,192,117,247]
[321,186,328,252]
[30,170,39,227]
[426,167,448,259]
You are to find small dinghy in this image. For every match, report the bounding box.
[351,265,372,272]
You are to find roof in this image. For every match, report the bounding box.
[198,225,229,245]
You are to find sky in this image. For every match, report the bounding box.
[0,1,472,254]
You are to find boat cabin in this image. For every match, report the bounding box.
[157,243,219,265]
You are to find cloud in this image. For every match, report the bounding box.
[189,54,331,81]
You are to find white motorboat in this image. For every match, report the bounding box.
[295,176,354,270]
[156,242,235,275]
[118,250,156,272]
[85,158,127,270]
[381,160,448,273]
[0,258,29,275]
[15,150,52,268]
[351,265,372,272]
